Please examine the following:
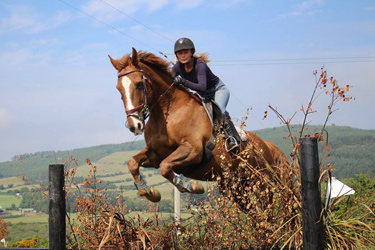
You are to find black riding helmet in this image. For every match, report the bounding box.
[174,37,195,55]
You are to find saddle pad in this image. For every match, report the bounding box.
[235,125,248,142]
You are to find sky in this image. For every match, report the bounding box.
[0,0,374,162]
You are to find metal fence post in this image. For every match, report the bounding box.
[300,138,323,250]
[49,164,66,250]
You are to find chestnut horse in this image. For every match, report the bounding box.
[109,48,288,203]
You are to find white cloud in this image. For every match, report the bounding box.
[279,0,324,18]
[0,48,34,67]
[130,24,144,31]
[174,0,204,9]
[82,0,170,23]
[206,0,248,9]
[0,48,52,68]
[80,0,248,24]
[0,5,71,34]
[83,42,109,50]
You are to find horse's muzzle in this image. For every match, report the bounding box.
[126,115,144,135]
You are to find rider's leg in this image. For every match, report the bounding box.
[212,80,240,152]
[213,79,230,114]
[223,111,241,152]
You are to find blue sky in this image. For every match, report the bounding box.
[0,0,374,162]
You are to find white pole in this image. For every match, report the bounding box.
[174,187,181,234]
[167,53,181,234]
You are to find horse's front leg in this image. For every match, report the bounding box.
[160,142,205,194]
[128,146,162,202]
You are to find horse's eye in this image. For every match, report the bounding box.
[136,82,144,90]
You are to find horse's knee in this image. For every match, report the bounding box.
[128,157,139,175]
[159,161,172,179]
[189,148,203,164]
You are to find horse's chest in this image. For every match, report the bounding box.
[146,129,176,156]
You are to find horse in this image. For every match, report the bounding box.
[108,48,288,205]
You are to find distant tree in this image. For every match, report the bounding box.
[20,187,29,193]
[0,185,4,190]
[159,200,173,212]
[107,184,117,189]
[7,184,13,188]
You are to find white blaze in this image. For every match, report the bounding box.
[121,76,144,134]
[121,76,135,111]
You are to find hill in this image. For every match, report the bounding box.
[0,125,374,184]
[254,125,375,178]
[0,140,145,181]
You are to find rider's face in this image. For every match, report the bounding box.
[176,49,193,64]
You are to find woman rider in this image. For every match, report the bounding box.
[171,37,240,152]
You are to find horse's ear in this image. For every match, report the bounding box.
[131,47,139,66]
[108,55,122,71]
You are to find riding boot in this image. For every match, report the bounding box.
[223,111,241,152]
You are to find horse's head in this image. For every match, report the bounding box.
[109,48,149,135]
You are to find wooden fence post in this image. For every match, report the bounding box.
[300,138,323,250]
[49,164,66,250]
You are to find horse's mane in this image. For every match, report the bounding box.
[138,51,172,76]
[115,51,172,77]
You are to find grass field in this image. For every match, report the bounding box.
[74,151,138,177]
[0,194,22,209]
[2,213,49,224]
[0,176,27,189]
[6,222,49,243]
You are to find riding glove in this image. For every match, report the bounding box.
[173,76,186,86]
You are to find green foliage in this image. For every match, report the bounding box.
[329,174,375,219]
[6,222,48,244]
[10,237,48,248]
[322,174,375,248]
[255,125,375,178]
[19,189,48,213]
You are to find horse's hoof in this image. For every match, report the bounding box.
[190,181,205,194]
[144,187,161,203]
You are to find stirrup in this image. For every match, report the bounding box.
[225,136,239,152]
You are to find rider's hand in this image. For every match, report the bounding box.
[173,76,186,86]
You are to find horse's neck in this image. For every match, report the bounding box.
[143,66,175,110]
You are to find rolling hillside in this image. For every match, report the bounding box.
[0,125,374,187]
[254,125,375,178]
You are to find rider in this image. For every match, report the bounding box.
[171,37,240,152]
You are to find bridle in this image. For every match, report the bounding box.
[118,68,150,121]
[117,66,176,125]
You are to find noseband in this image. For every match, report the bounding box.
[118,69,150,120]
